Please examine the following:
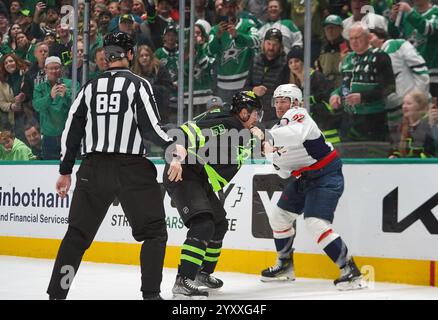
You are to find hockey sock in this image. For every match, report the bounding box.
[180,237,207,280]
[320,234,349,269]
[202,240,222,274]
[274,236,295,260]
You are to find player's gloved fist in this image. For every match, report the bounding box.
[250,126,265,141]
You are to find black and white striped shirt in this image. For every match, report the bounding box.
[59,67,174,175]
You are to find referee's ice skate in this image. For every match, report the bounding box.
[334,258,367,290]
[172,274,209,299]
[261,258,296,282]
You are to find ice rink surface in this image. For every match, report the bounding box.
[1,256,437,300]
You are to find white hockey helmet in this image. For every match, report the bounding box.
[272,84,303,108]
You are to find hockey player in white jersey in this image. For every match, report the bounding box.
[256,84,365,290]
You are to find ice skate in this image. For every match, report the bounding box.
[260,258,296,282]
[194,271,224,290]
[334,258,367,290]
[172,274,209,299]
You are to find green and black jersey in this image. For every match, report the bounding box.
[177,109,257,192]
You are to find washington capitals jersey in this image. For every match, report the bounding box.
[268,107,333,178]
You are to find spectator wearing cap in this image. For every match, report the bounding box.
[155,24,179,88]
[0,129,35,160]
[258,0,303,54]
[342,0,388,40]
[244,28,286,127]
[282,46,342,144]
[205,96,224,111]
[117,13,155,48]
[370,27,430,149]
[49,23,73,66]
[33,56,79,159]
[108,1,143,34]
[317,14,349,88]
[208,0,260,103]
[22,41,49,122]
[16,7,40,41]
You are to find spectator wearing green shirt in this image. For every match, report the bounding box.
[33,56,78,160]
[0,130,35,160]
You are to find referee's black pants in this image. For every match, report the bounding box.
[47,154,167,299]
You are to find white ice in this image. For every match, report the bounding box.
[1,255,437,300]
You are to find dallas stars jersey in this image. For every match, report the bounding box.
[178,108,257,191]
[208,18,260,91]
[183,44,214,105]
[381,39,430,108]
[394,5,438,84]
[333,47,396,115]
[155,46,179,96]
[268,107,333,179]
[258,19,303,53]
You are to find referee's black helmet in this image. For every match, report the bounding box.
[103,31,135,61]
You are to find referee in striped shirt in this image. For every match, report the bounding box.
[47,32,186,300]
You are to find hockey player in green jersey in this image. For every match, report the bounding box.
[390,0,438,97]
[163,91,263,298]
[208,0,260,103]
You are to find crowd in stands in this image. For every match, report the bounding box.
[0,0,438,160]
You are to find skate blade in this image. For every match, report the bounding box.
[172,293,209,300]
[197,285,223,292]
[335,277,368,291]
[260,275,296,282]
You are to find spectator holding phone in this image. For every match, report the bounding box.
[208,0,260,103]
[33,56,79,159]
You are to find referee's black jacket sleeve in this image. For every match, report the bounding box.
[135,80,175,149]
[59,88,88,175]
